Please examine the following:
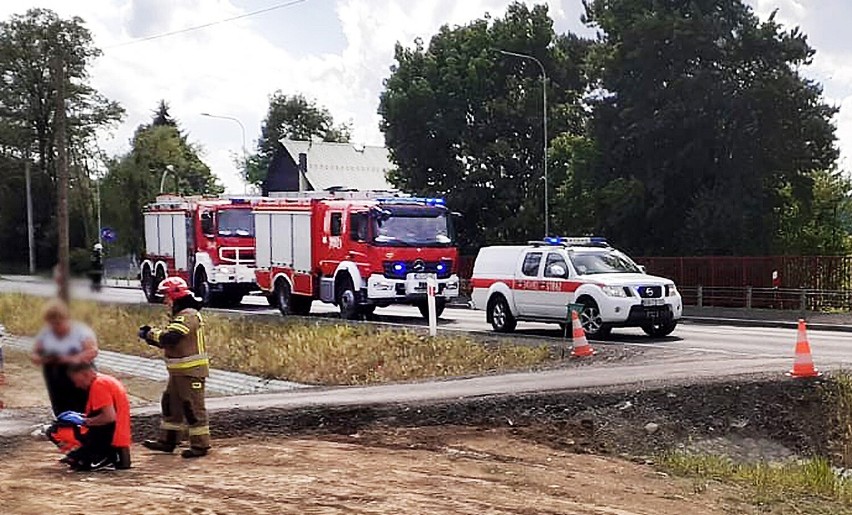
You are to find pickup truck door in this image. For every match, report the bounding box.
[541,251,578,321]
[513,251,546,317]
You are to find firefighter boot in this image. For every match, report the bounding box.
[181,447,208,459]
[143,439,176,453]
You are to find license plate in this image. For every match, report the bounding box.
[414,273,429,279]
[641,298,665,307]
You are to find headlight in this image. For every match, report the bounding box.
[217,266,235,275]
[372,279,394,291]
[666,284,679,297]
[602,285,629,297]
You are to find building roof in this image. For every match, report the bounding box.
[280,139,395,191]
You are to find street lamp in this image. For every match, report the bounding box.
[498,49,549,237]
[201,112,248,191]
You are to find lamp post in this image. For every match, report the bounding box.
[201,112,248,192]
[498,49,549,237]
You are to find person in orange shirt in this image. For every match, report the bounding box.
[65,363,132,471]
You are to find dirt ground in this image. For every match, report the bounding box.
[0,427,754,515]
[0,348,165,409]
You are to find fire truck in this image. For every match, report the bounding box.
[253,192,461,319]
[140,195,264,306]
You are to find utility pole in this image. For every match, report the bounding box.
[25,159,35,275]
[53,54,70,302]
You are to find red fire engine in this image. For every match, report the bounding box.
[140,195,264,306]
[253,192,460,319]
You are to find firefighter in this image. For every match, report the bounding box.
[89,243,104,292]
[138,277,210,458]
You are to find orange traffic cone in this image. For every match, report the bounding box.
[788,319,820,379]
[570,309,596,358]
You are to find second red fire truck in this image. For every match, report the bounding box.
[253,192,461,319]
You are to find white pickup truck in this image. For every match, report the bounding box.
[470,238,682,338]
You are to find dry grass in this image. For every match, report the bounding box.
[0,293,551,385]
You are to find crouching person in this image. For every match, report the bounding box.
[139,277,210,459]
[64,363,132,471]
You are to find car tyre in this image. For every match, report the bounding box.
[641,320,677,338]
[579,299,611,339]
[488,295,517,333]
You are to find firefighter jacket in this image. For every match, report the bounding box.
[145,307,209,377]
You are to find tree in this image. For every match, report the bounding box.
[245,92,351,185]
[573,0,839,255]
[379,3,590,249]
[0,8,123,268]
[151,100,177,127]
[101,105,222,255]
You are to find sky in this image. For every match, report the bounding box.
[0,0,849,193]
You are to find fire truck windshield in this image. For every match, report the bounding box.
[217,209,254,238]
[373,212,454,247]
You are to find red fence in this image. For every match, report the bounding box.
[637,256,852,290]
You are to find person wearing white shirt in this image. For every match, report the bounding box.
[31,300,99,416]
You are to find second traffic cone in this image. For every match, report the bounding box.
[788,319,820,379]
[571,309,596,358]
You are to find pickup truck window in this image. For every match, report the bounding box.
[521,252,542,277]
[544,253,569,278]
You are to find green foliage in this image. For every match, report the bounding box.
[100,105,223,255]
[379,2,590,250]
[245,92,351,186]
[0,8,123,268]
[573,0,840,255]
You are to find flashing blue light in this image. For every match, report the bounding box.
[230,198,249,205]
[544,237,563,245]
[377,197,446,207]
[436,263,446,272]
[393,263,406,273]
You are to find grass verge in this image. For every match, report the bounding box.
[0,293,551,385]
[661,452,852,513]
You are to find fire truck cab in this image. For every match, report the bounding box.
[140,195,259,306]
[253,192,460,319]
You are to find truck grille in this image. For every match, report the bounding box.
[636,285,663,299]
[383,260,453,279]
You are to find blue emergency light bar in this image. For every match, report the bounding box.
[377,197,446,206]
[230,198,250,205]
[534,236,609,247]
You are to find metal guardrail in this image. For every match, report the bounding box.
[680,286,852,311]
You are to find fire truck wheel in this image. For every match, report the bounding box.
[275,279,292,316]
[336,277,359,320]
[193,270,212,306]
[141,267,158,303]
[290,294,313,316]
[487,295,516,333]
[417,298,446,319]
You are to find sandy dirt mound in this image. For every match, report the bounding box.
[0,428,747,515]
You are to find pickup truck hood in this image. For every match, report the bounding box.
[578,273,672,286]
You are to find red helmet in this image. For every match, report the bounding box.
[157,276,194,301]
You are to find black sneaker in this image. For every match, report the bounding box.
[72,455,116,472]
[142,440,176,453]
[181,447,208,459]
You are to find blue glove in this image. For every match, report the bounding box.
[138,325,151,340]
[57,411,85,427]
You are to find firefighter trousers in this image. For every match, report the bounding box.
[158,375,210,450]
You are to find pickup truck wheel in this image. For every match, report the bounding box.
[488,295,516,333]
[275,280,292,316]
[337,277,359,320]
[579,300,611,339]
[417,298,446,319]
[642,320,677,338]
